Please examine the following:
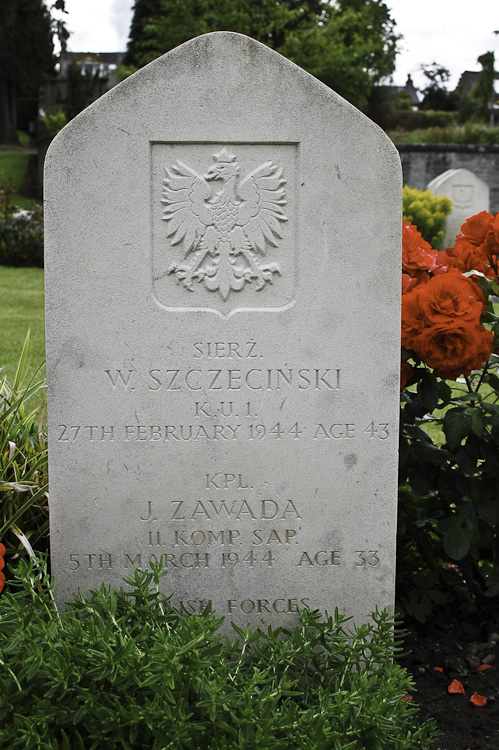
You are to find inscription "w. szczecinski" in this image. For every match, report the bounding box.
[104,367,341,392]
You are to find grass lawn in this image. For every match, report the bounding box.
[0,266,45,387]
[0,152,29,188]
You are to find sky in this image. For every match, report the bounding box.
[59,0,499,91]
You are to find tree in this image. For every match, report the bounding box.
[123,0,165,68]
[281,0,400,109]
[123,0,400,111]
[0,0,68,144]
[419,62,459,112]
[472,51,496,123]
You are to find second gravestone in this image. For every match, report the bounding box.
[428,168,489,249]
[45,33,401,629]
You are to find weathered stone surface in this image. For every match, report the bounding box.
[427,168,489,249]
[45,32,401,630]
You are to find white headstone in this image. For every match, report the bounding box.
[427,168,489,249]
[45,32,401,631]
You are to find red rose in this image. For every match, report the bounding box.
[412,321,494,380]
[444,238,493,278]
[417,271,486,326]
[458,210,494,246]
[401,287,426,348]
[402,222,442,280]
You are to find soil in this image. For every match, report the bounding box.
[397,604,499,749]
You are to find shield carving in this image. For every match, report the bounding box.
[452,184,474,209]
[151,143,296,317]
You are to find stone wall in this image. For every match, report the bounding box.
[397,145,499,214]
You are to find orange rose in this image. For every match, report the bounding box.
[412,321,494,380]
[402,223,442,280]
[417,271,486,325]
[402,272,415,295]
[444,238,493,278]
[458,210,494,246]
[483,214,499,259]
[401,287,426,348]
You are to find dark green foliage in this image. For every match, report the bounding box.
[0,557,438,749]
[398,349,499,622]
[123,0,169,67]
[471,51,496,123]
[62,61,102,122]
[0,0,68,143]
[419,62,460,113]
[390,121,499,146]
[123,0,399,111]
[0,182,43,267]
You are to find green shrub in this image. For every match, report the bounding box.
[390,122,499,145]
[402,186,452,250]
[398,213,499,622]
[0,335,48,557]
[0,182,44,267]
[390,109,457,132]
[0,557,438,750]
[41,109,67,135]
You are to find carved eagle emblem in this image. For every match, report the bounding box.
[162,149,288,301]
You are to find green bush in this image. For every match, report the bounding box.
[0,557,438,750]
[390,109,457,132]
[0,335,48,557]
[390,121,499,145]
[398,213,499,622]
[41,109,67,135]
[0,182,44,267]
[402,186,452,251]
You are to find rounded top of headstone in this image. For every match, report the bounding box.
[47,30,398,164]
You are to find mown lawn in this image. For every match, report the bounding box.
[0,266,45,385]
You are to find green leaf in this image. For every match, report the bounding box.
[438,379,452,404]
[485,371,499,391]
[477,500,499,523]
[443,408,473,450]
[401,347,414,362]
[467,407,484,437]
[442,521,472,560]
[13,331,30,391]
[412,441,452,465]
[417,371,440,413]
[452,392,482,403]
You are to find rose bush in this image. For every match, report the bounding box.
[398,213,499,622]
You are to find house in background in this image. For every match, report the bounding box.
[28,52,125,199]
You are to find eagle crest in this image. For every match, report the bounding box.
[161,149,287,301]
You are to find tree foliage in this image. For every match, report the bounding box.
[0,0,68,143]
[124,0,400,110]
[472,51,496,123]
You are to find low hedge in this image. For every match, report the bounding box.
[0,557,438,749]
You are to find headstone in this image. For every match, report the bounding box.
[427,168,489,249]
[45,32,401,631]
